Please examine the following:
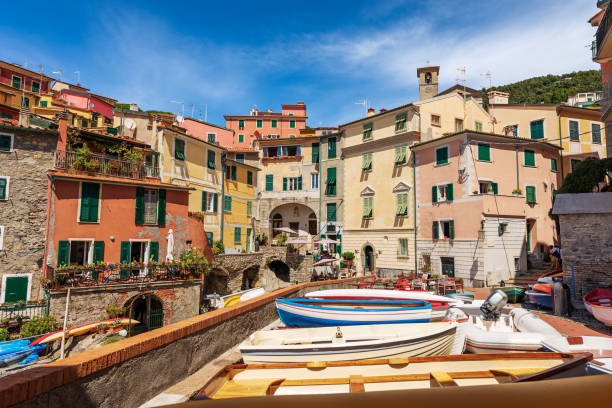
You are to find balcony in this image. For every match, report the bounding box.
[54,150,159,180]
[481,194,525,217]
[595,4,612,61]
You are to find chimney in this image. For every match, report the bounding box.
[57,110,68,152]
[488,91,509,105]
[18,105,30,128]
[268,108,273,113]
[297,101,304,105]
[367,107,376,117]
[417,66,440,101]
[379,108,387,113]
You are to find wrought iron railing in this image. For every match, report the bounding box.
[0,302,49,322]
[54,150,159,180]
[596,4,612,60]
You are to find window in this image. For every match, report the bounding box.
[283,176,303,191]
[435,146,449,165]
[175,139,185,161]
[265,174,273,191]
[571,159,581,172]
[31,81,40,93]
[79,182,100,223]
[207,133,216,143]
[432,183,453,203]
[81,119,88,128]
[475,121,483,132]
[11,76,21,89]
[21,97,29,107]
[289,120,296,129]
[326,167,336,195]
[0,134,13,151]
[289,134,295,138]
[551,158,558,172]
[398,238,409,257]
[0,177,8,200]
[238,119,245,129]
[530,120,544,140]
[234,227,241,244]
[505,125,518,137]
[394,146,407,165]
[247,171,253,185]
[327,203,337,222]
[361,152,373,171]
[238,134,244,143]
[477,143,490,161]
[363,123,373,140]
[525,185,536,204]
[202,191,218,213]
[224,196,232,212]
[328,137,336,158]
[312,142,319,163]
[524,150,535,167]
[143,189,159,224]
[479,181,498,194]
[592,123,602,144]
[498,222,508,236]
[236,153,245,162]
[454,118,463,132]
[271,119,278,128]
[431,114,441,127]
[311,173,319,189]
[136,188,165,226]
[568,120,580,142]
[396,193,408,216]
[231,165,237,180]
[247,201,252,216]
[256,119,263,128]
[395,112,407,131]
[362,197,373,218]
[433,220,455,240]
[207,150,216,169]
[40,100,47,107]
[288,112,294,116]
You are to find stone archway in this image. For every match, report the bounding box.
[268,203,318,241]
[242,265,260,290]
[268,260,290,282]
[124,294,165,336]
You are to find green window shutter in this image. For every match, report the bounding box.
[289,120,296,129]
[12,76,21,89]
[361,153,372,170]
[247,171,253,185]
[336,234,342,254]
[58,241,70,266]
[327,203,337,222]
[283,177,288,191]
[213,193,218,212]
[271,119,277,128]
[363,123,373,140]
[93,241,105,264]
[592,123,602,144]
[80,183,100,222]
[526,186,536,204]
[524,150,535,167]
[149,241,159,262]
[256,119,262,128]
[135,187,145,224]
[432,186,438,203]
[157,189,166,226]
[447,183,453,201]
[551,158,558,172]
[120,241,131,264]
[449,220,455,239]
[206,232,213,245]
[238,119,244,128]
[201,190,207,211]
[0,178,6,200]
[326,167,336,195]
[231,165,237,180]
[328,138,336,158]
[247,200,252,216]
[238,134,244,143]
[362,197,373,218]
[175,139,185,160]
[394,147,401,164]
[432,221,439,240]
[491,182,498,195]
[0,135,11,151]
[475,121,483,132]
[298,175,303,190]
[234,227,241,243]
[569,121,579,141]
[478,143,490,161]
[224,196,232,211]
[266,174,273,191]
[436,147,448,165]
[207,150,216,169]
[395,112,407,131]
[312,143,319,163]
[246,229,251,250]
[398,146,406,164]
[530,120,544,140]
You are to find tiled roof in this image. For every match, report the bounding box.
[227,146,259,152]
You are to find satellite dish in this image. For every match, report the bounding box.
[176,115,184,123]
[124,118,136,131]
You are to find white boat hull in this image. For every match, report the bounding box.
[542,335,612,375]
[591,305,612,327]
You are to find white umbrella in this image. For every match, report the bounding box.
[287,239,309,245]
[315,238,338,245]
[166,229,174,262]
[274,227,297,234]
[313,258,337,266]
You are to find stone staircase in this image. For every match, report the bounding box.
[504,266,551,287]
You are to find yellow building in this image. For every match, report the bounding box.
[490,103,606,177]
[222,159,259,252]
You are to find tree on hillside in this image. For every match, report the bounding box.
[557,158,612,194]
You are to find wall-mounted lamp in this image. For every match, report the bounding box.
[110,236,115,242]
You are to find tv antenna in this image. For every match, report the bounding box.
[74,71,81,83]
[169,100,185,118]
[52,70,63,81]
[480,71,492,88]
[355,99,369,116]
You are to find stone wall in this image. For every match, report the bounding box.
[2,276,373,408]
[48,281,201,326]
[0,127,57,303]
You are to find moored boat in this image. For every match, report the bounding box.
[240,320,466,363]
[542,335,612,375]
[525,290,552,309]
[583,288,612,324]
[275,298,432,328]
[489,286,525,303]
[193,352,591,399]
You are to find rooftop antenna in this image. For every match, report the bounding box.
[480,71,492,88]
[355,99,369,116]
[456,66,467,120]
[204,104,208,122]
[37,64,44,74]
[74,71,80,84]
[169,100,185,119]
[52,70,63,81]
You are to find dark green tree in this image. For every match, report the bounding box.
[558,158,612,194]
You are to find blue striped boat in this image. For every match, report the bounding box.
[275,298,433,328]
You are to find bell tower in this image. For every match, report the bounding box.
[417,66,440,100]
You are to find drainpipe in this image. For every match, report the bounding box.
[515,144,519,191]
[220,152,226,242]
[409,106,421,274]
[557,110,565,180]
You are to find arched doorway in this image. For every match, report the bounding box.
[308,212,317,235]
[269,203,317,239]
[272,213,283,237]
[363,245,374,273]
[242,265,260,290]
[269,260,290,282]
[126,294,164,336]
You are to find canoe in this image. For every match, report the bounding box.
[525,290,552,309]
[583,288,612,315]
[240,320,466,363]
[445,293,475,302]
[193,352,591,399]
[0,349,33,368]
[276,299,432,328]
[532,283,552,294]
[489,286,525,303]
[29,318,139,346]
[542,336,612,375]
[465,309,561,353]
[304,289,458,320]
[537,270,563,284]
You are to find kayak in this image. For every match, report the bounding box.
[29,318,139,346]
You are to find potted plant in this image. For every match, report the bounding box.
[512,188,523,196]
[341,252,355,268]
[16,300,26,308]
[0,318,9,327]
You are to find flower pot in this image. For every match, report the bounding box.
[343,259,354,268]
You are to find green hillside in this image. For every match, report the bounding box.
[482,70,601,107]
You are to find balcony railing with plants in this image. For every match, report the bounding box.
[54,146,158,180]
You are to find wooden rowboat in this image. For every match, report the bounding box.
[542,336,612,375]
[275,299,432,328]
[29,318,139,346]
[583,288,612,326]
[239,320,467,363]
[193,352,591,399]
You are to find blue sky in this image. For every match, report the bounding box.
[1,0,599,126]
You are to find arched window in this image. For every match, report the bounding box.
[425,72,432,84]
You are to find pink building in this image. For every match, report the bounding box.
[224,102,307,148]
[181,117,234,148]
[412,130,562,286]
[52,81,116,125]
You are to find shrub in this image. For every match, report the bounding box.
[0,328,9,341]
[105,305,126,319]
[277,232,288,246]
[213,240,225,255]
[104,335,122,345]
[20,316,57,338]
[341,252,355,260]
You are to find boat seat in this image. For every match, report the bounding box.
[214,378,285,398]
[430,372,458,387]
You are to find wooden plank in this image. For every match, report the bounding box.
[349,375,365,393]
[214,379,285,399]
[430,372,458,387]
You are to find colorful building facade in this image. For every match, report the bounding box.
[181,117,235,148]
[222,159,259,252]
[0,60,54,118]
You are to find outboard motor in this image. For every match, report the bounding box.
[480,290,508,321]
